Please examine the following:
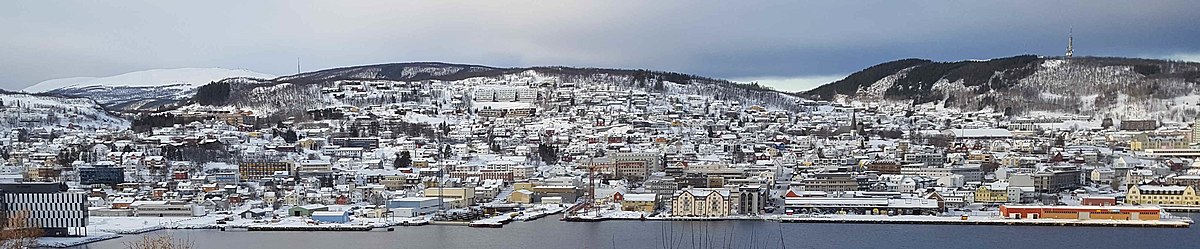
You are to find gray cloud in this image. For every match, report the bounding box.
[2,0,1198,91]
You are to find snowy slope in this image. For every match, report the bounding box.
[24,68,275,111]
[0,92,128,131]
[24,68,276,93]
[198,64,804,121]
[804,56,1200,121]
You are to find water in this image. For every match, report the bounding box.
[72,214,1200,249]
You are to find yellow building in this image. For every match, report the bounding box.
[1127,185,1200,206]
[509,190,535,204]
[1129,140,1144,151]
[297,139,319,150]
[1132,132,1190,151]
[25,167,40,180]
[998,155,1019,167]
[413,158,431,168]
[423,187,476,206]
[967,153,994,163]
[974,183,1009,203]
[513,182,536,191]
[379,175,410,190]
[670,188,730,217]
[622,193,658,213]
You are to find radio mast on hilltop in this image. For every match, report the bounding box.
[1065,28,1074,59]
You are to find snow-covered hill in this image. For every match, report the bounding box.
[186,63,802,121]
[0,91,128,131]
[803,56,1200,121]
[24,68,275,111]
[25,68,276,92]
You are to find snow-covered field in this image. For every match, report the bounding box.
[88,216,219,234]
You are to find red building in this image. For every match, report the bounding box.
[1080,196,1117,206]
[1000,205,1160,220]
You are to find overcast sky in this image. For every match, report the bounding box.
[2,0,1199,92]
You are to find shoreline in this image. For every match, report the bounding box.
[561,214,1193,228]
[41,213,1193,247]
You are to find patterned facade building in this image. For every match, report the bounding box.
[0,182,88,237]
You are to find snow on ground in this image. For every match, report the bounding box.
[0,92,129,130]
[202,162,239,171]
[404,113,461,125]
[1039,119,1103,131]
[87,216,219,234]
[245,216,377,228]
[513,204,567,221]
[1041,59,1066,69]
[251,82,293,94]
[471,213,514,225]
[572,203,654,219]
[24,68,277,93]
[36,232,120,248]
[472,101,535,109]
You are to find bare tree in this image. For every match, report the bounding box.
[124,233,194,249]
[0,210,44,249]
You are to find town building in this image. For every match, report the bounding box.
[78,165,125,185]
[1126,185,1200,206]
[239,161,293,181]
[670,188,731,217]
[0,183,88,237]
[798,173,859,192]
[311,210,352,223]
[1000,205,1161,221]
[621,193,658,213]
[783,197,939,215]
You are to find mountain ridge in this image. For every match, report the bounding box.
[24,68,276,112]
[185,62,798,122]
[24,67,276,93]
[800,55,1200,121]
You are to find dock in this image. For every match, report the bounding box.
[513,206,566,222]
[246,225,375,231]
[394,219,429,226]
[1162,206,1200,213]
[469,213,515,228]
[428,221,471,226]
[562,213,1191,228]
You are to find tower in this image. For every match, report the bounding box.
[1065,28,1074,59]
[1192,116,1200,143]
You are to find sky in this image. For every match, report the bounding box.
[2,0,1199,92]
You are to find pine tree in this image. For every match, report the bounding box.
[394,151,412,168]
[281,129,299,143]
